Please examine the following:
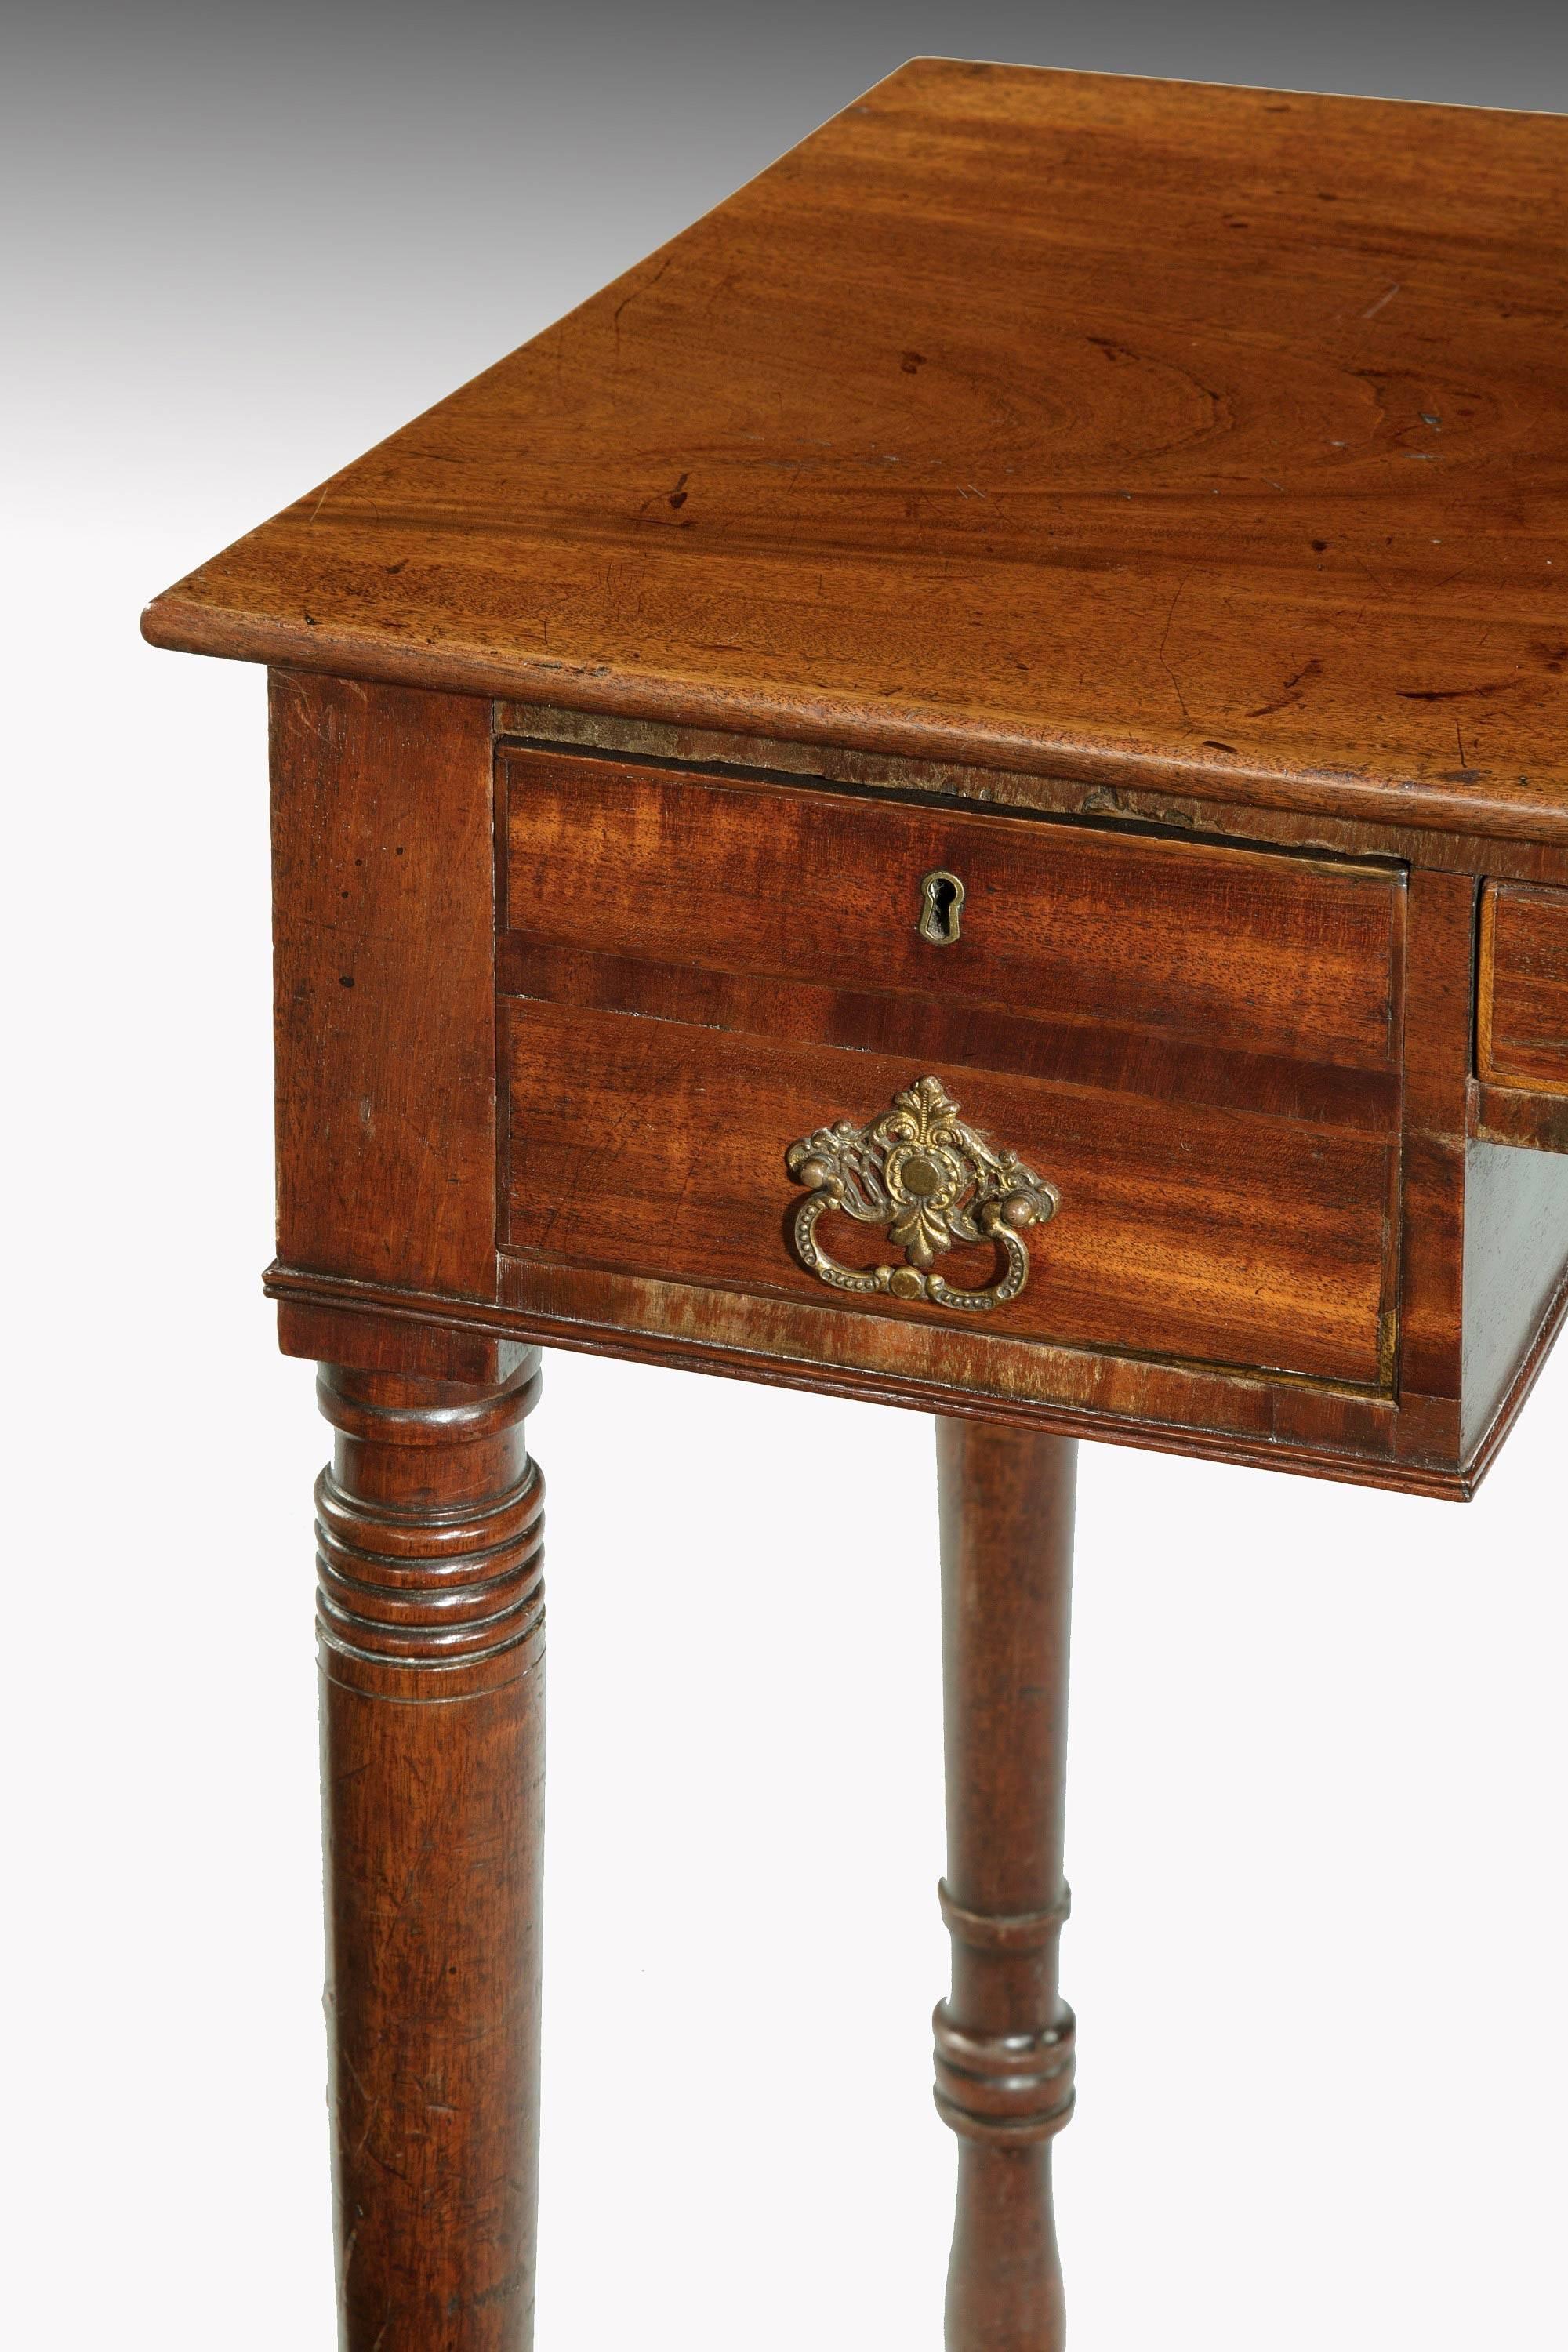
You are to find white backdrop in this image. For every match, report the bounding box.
[8,9,1566,2347]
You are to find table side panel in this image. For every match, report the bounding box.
[270,672,498,1296]
[252,692,1568,1492]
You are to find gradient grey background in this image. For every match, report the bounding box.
[7,9,1567,2348]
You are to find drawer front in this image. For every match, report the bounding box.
[1479,882,1568,1096]
[499,1002,1397,1387]
[501,750,1403,1069]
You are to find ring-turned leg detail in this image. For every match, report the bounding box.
[936,1419,1077,2352]
[315,1355,546,2352]
[934,1885,1076,2144]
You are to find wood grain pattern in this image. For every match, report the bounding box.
[278,1294,535,1386]
[271,673,499,1295]
[1470,1080,1568,1155]
[144,63,1568,845]
[1479,880,1568,1094]
[498,936,1401,1133]
[315,1357,546,2350]
[501,750,1403,1067]
[499,998,1397,1385]
[936,1422,1076,2352]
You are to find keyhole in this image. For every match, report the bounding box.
[919,869,965,945]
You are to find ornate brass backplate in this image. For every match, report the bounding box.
[785,1076,1059,1311]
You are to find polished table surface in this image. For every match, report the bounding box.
[144,59,1568,2350]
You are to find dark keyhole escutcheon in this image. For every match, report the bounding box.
[919,869,966,945]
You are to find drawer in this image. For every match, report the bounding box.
[1479,882,1568,1097]
[500,750,1403,1070]
[499,1001,1399,1388]
[499,751,1405,1388]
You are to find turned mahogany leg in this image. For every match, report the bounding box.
[314,1356,546,2351]
[935,1419,1077,2352]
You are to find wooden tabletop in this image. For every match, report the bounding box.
[143,60,1568,844]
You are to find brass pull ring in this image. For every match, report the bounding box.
[786,1076,1058,1312]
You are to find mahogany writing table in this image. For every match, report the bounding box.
[143,60,1568,2350]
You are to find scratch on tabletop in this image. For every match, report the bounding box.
[613,255,675,355]
[1157,569,1196,724]
[1248,656,1321,719]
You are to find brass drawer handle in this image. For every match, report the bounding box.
[786,1076,1058,1312]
